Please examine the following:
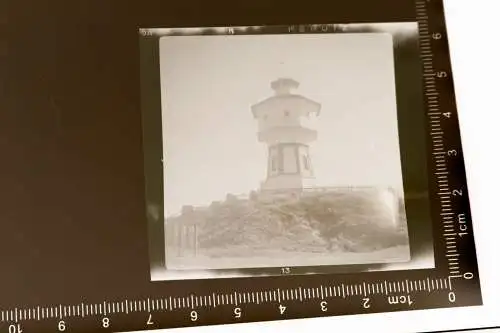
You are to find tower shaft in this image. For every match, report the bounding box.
[251,78,321,192]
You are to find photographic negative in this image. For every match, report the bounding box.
[140,22,436,281]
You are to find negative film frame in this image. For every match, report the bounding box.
[139,22,436,281]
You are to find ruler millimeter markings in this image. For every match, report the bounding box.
[0,278,455,328]
[417,0,477,281]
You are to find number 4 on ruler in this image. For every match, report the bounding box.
[279,304,286,315]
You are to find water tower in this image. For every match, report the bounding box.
[251,78,321,191]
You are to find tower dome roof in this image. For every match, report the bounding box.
[271,78,300,95]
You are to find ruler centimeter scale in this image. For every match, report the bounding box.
[417,0,476,280]
[0,0,481,332]
[1,278,454,332]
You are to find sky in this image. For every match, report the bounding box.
[159,26,411,217]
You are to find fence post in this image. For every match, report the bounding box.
[193,224,198,257]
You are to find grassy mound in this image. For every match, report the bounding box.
[167,188,409,255]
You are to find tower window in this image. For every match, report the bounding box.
[271,157,277,171]
[303,155,309,170]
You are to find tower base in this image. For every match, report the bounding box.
[260,175,316,191]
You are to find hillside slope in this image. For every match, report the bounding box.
[167,189,409,259]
